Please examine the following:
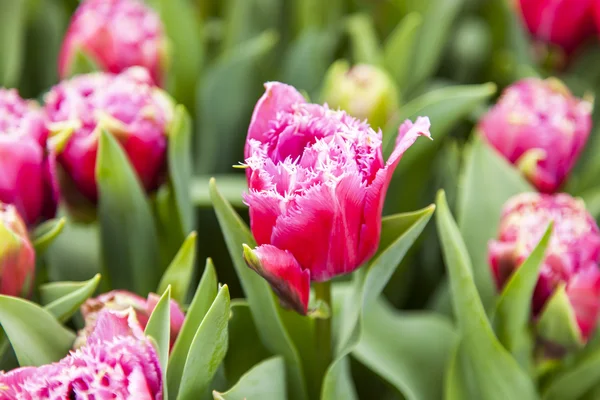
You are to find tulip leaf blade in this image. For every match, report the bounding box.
[542,343,600,400]
[494,222,553,365]
[178,285,230,400]
[32,217,66,255]
[456,136,533,311]
[44,274,101,323]
[158,231,197,304]
[537,283,583,349]
[345,13,383,66]
[352,297,457,400]
[383,12,422,90]
[65,47,100,78]
[209,179,308,400]
[168,258,218,399]
[0,0,26,86]
[145,285,171,373]
[436,190,538,400]
[0,295,75,367]
[213,356,286,400]
[167,105,195,237]
[96,129,161,295]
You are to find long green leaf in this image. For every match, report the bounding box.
[436,190,538,400]
[209,179,308,400]
[457,136,532,311]
[178,285,231,400]
[0,296,74,367]
[543,346,600,400]
[345,13,383,65]
[383,12,422,90]
[353,298,457,400]
[44,274,101,323]
[145,286,171,373]
[213,356,287,400]
[158,232,197,304]
[96,130,161,294]
[494,223,553,364]
[0,0,26,86]
[168,259,218,399]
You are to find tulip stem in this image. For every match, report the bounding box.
[314,280,332,388]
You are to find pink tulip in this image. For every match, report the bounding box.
[478,78,592,193]
[0,89,58,225]
[59,0,168,86]
[76,289,185,349]
[0,203,35,297]
[242,82,431,314]
[489,192,600,342]
[0,309,163,399]
[518,0,595,53]
[44,67,173,205]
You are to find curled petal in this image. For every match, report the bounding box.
[88,308,145,344]
[243,244,310,314]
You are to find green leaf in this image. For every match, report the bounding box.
[325,206,435,399]
[196,31,278,173]
[44,274,101,323]
[96,130,161,294]
[209,178,308,400]
[178,285,231,400]
[158,232,197,304]
[457,136,533,311]
[435,190,538,400]
[445,340,475,400]
[147,0,202,111]
[494,223,553,364]
[145,286,171,400]
[167,105,195,236]
[191,174,247,208]
[0,0,26,86]
[65,47,100,78]
[537,284,583,349]
[407,0,464,92]
[40,280,91,306]
[353,298,457,400]
[281,29,338,97]
[224,301,271,387]
[383,12,422,91]
[543,345,600,400]
[213,356,286,400]
[168,258,218,399]
[345,13,383,65]
[32,217,66,255]
[0,295,75,367]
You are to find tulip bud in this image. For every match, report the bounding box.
[0,309,163,399]
[75,289,185,349]
[242,82,430,314]
[44,67,174,206]
[518,0,595,54]
[489,193,600,347]
[59,0,168,86]
[321,61,399,130]
[478,78,592,193]
[0,89,58,225]
[0,203,35,297]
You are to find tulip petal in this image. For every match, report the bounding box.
[88,308,145,344]
[358,117,431,262]
[243,244,310,314]
[243,190,282,246]
[566,263,600,341]
[245,82,306,156]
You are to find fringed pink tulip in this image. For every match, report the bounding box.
[242,82,431,314]
[478,78,592,193]
[0,309,163,399]
[44,67,173,206]
[0,89,58,225]
[518,0,595,53]
[489,193,600,344]
[0,203,35,297]
[76,289,185,349]
[59,0,168,85]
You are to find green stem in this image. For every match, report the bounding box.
[314,281,332,389]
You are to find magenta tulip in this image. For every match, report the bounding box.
[489,193,600,343]
[242,82,431,314]
[478,78,592,193]
[59,0,168,85]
